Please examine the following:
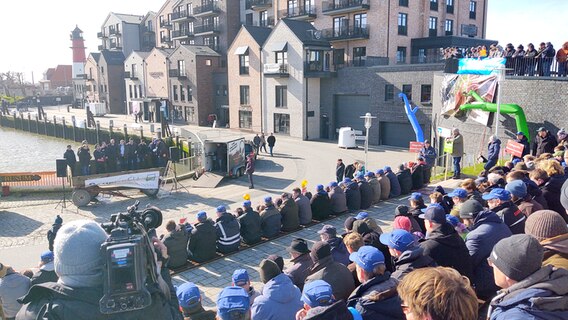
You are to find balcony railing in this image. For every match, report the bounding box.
[193,2,220,17]
[304,61,335,78]
[108,29,120,36]
[258,16,275,27]
[279,6,317,20]
[207,43,220,52]
[172,29,195,39]
[322,0,369,15]
[169,69,188,78]
[160,20,172,28]
[124,72,139,80]
[194,24,220,35]
[97,32,107,38]
[321,24,369,41]
[109,42,122,49]
[142,26,155,34]
[161,35,172,43]
[263,63,289,77]
[247,0,272,10]
[97,45,104,51]
[171,10,191,21]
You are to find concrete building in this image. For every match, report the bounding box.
[155,0,176,49]
[141,12,158,52]
[124,51,150,116]
[84,50,126,114]
[241,0,278,27]
[228,25,272,132]
[144,47,175,122]
[97,12,145,57]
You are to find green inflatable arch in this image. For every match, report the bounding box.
[460,90,530,142]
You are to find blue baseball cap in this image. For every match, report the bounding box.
[505,180,527,198]
[196,211,207,221]
[243,200,251,207]
[40,251,54,263]
[365,171,374,177]
[379,229,416,252]
[446,214,460,227]
[217,286,250,320]
[349,246,385,272]
[410,192,422,201]
[419,204,446,224]
[376,169,385,175]
[316,184,324,191]
[383,166,392,172]
[343,178,352,184]
[301,280,334,307]
[232,269,249,286]
[516,131,524,136]
[329,181,338,188]
[482,188,512,201]
[176,282,201,309]
[264,196,272,203]
[216,205,226,213]
[447,188,468,199]
[355,212,368,220]
[355,173,365,180]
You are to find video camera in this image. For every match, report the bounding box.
[99,200,163,314]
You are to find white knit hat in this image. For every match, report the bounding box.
[54,220,108,287]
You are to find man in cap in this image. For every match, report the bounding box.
[251,259,303,319]
[232,269,260,306]
[513,131,530,160]
[215,205,241,254]
[447,188,469,217]
[30,251,58,285]
[279,192,300,232]
[217,286,250,320]
[0,263,30,320]
[343,232,364,287]
[395,164,412,195]
[356,173,373,209]
[238,200,262,245]
[318,225,350,266]
[525,210,568,270]
[260,196,282,238]
[408,192,427,234]
[365,171,381,204]
[176,282,216,319]
[355,211,382,234]
[311,184,332,220]
[506,179,543,217]
[532,127,558,157]
[343,178,362,212]
[47,215,63,252]
[294,187,313,225]
[459,200,512,300]
[296,280,353,320]
[419,140,437,182]
[483,188,526,234]
[188,211,217,262]
[375,169,391,200]
[284,238,313,290]
[346,246,405,319]
[488,234,568,319]
[419,204,474,281]
[328,182,348,215]
[394,205,421,234]
[379,229,435,281]
[384,166,401,198]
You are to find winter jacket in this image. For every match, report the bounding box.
[327,237,351,266]
[215,212,241,254]
[396,169,412,195]
[386,171,401,198]
[306,256,355,302]
[346,273,405,320]
[391,246,436,281]
[344,164,356,179]
[410,206,427,234]
[532,131,558,156]
[541,233,568,270]
[513,136,530,159]
[279,198,300,232]
[492,201,526,235]
[284,253,313,291]
[0,270,30,318]
[488,139,501,161]
[336,163,345,182]
[47,223,62,252]
[515,197,544,217]
[238,207,262,244]
[77,147,91,164]
[353,221,393,272]
[188,219,217,263]
[304,299,353,320]
[523,177,548,209]
[449,134,464,157]
[367,177,381,204]
[16,282,178,320]
[377,175,390,200]
[465,210,512,298]
[311,191,332,220]
[163,227,189,269]
[489,266,568,320]
[329,186,348,215]
[183,307,217,320]
[358,180,373,210]
[266,135,276,147]
[410,164,425,190]
[419,146,437,168]
[419,222,474,281]
[30,262,58,286]
[260,205,281,238]
[251,273,303,320]
[541,175,568,221]
[294,194,313,225]
[344,181,362,212]
[63,149,76,166]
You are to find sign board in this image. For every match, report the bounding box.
[85,171,160,190]
[505,139,525,158]
[437,127,452,138]
[355,136,367,141]
[443,140,454,153]
[0,174,41,183]
[409,141,424,153]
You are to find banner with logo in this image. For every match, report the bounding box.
[505,140,525,158]
[457,58,506,75]
[440,74,498,125]
[85,171,160,190]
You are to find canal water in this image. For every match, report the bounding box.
[0,127,72,172]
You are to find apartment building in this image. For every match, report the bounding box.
[241,0,278,27]
[141,12,158,52]
[84,50,126,114]
[98,13,146,57]
[124,51,150,116]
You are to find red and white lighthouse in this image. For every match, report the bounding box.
[70,25,86,78]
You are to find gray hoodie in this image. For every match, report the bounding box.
[0,269,31,317]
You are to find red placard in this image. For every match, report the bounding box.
[409,141,424,153]
[505,140,525,158]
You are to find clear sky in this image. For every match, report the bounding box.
[1,0,567,82]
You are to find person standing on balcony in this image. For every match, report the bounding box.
[557,42,568,77]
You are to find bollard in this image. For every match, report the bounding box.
[53,116,57,137]
[96,121,101,145]
[71,116,77,141]
[123,124,128,141]
[62,117,66,140]
[83,120,88,142]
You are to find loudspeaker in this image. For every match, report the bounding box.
[56,159,68,177]
[169,147,180,163]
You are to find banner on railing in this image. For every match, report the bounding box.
[85,171,160,190]
[457,58,506,75]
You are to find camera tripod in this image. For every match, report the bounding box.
[54,177,68,212]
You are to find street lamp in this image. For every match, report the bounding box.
[360,112,376,172]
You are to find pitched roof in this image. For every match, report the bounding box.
[281,19,330,48]
[89,52,101,63]
[113,13,144,24]
[100,50,126,65]
[242,25,272,46]
[179,45,220,57]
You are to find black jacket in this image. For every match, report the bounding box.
[311,191,332,221]
[336,163,345,181]
[63,149,76,165]
[358,180,373,210]
[391,246,436,281]
[411,165,425,190]
[396,169,413,195]
[30,269,58,286]
[532,132,558,156]
[238,207,262,244]
[347,273,405,320]
[419,222,474,281]
[353,221,393,272]
[492,201,526,235]
[304,300,353,320]
[215,213,241,254]
[188,220,217,263]
[279,198,300,232]
[409,206,427,234]
[344,165,356,180]
[267,135,276,147]
[345,181,361,212]
[260,205,281,238]
[541,175,568,222]
[305,256,355,303]
[77,147,91,164]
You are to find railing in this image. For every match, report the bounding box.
[97,32,106,38]
[263,63,289,75]
[322,0,369,13]
[169,69,188,78]
[142,26,155,33]
[194,24,220,34]
[279,5,317,18]
[161,36,172,43]
[194,2,220,15]
[172,29,195,38]
[304,61,333,73]
[207,43,220,52]
[321,24,369,41]
[258,16,275,27]
[504,56,564,77]
[109,29,120,36]
[247,0,272,8]
[171,10,190,20]
[160,20,172,28]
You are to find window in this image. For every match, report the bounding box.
[469,1,477,19]
[399,0,408,7]
[240,85,250,105]
[354,13,367,31]
[216,86,222,96]
[239,54,249,75]
[205,59,212,66]
[398,13,407,35]
[187,3,193,15]
[187,86,192,102]
[333,49,345,66]
[178,60,186,77]
[430,0,438,11]
[173,85,178,101]
[396,47,407,63]
[101,66,105,75]
[276,51,288,65]
[402,84,412,101]
[333,17,348,37]
[131,64,138,78]
[446,0,454,14]
[385,84,394,101]
[239,111,252,129]
[259,10,268,27]
[222,85,227,96]
[418,48,426,63]
[134,85,138,99]
[429,17,438,37]
[353,47,366,66]
[129,85,133,98]
[274,113,290,134]
[180,86,186,101]
[421,85,432,103]
[245,13,253,25]
[445,19,453,35]
[139,85,143,97]
[275,86,287,108]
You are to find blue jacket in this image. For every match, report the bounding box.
[465,210,512,297]
[490,266,568,320]
[386,171,401,198]
[345,181,362,211]
[251,273,303,320]
[419,146,437,167]
[487,139,501,161]
[327,236,351,266]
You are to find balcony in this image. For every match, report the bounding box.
[248,0,272,10]
[142,26,155,34]
[108,29,121,36]
[304,61,336,78]
[172,29,195,39]
[169,69,188,79]
[322,0,369,15]
[279,6,317,20]
[97,45,104,51]
[194,24,220,36]
[97,32,107,38]
[257,16,275,27]
[207,43,220,52]
[193,2,220,18]
[171,10,193,21]
[109,42,122,50]
[161,35,172,43]
[124,72,138,80]
[321,24,369,41]
[160,20,172,28]
[263,63,289,77]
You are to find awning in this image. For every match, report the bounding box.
[234,46,249,55]
[270,41,288,52]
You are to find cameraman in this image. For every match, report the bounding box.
[16,220,183,320]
